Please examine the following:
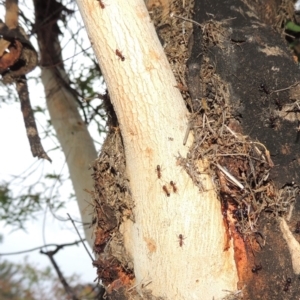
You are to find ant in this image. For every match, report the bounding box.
[268,114,279,129]
[178,234,186,247]
[251,263,262,274]
[115,49,125,61]
[259,83,270,95]
[283,277,292,292]
[162,185,170,197]
[233,207,247,221]
[274,98,282,111]
[170,181,177,193]
[97,0,105,8]
[295,221,300,234]
[156,165,161,179]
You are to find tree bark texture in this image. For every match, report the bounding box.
[192,0,300,299]
[33,0,97,249]
[77,0,238,299]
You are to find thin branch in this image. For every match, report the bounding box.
[215,163,244,190]
[67,213,94,262]
[16,76,52,162]
[183,121,191,145]
[40,246,79,300]
[171,13,203,28]
[270,81,300,94]
[0,240,82,256]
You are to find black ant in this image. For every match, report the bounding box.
[259,83,270,95]
[251,263,262,274]
[274,98,282,111]
[283,277,292,292]
[233,207,247,221]
[268,114,279,129]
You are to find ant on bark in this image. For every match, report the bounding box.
[259,83,270,95]
[170,181,177,193]
[283,277,292,292]
[162,185,170,197]
[156,165,162,179]
[251,263,262,274]
[97,0,105,8]
[115,49,125,61]
[178,234,186,247]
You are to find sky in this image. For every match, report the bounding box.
[0,102,99,285]
[0,0,105,290]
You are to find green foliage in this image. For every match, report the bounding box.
[0,183,40,229]
[32,105,46,114]
[286,21,300,33]
[0,258,54,300]
[0,83,19,105]
[71,60,107,133]
[0,181,65,230]
[44,173,62,181]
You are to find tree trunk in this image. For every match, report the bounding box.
[191,0,300,299]
[77,0,238,299]
[33,0,97,249]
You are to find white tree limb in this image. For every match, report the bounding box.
[76,0,238,298]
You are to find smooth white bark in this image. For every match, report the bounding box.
[76,0,238,298]
[41,59,97,249]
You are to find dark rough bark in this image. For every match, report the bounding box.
[0,1,48,161]
[189,0,300,299]
[17,76,51,162]
[187,25,203,111]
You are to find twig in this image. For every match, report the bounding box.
[67,213,94,262]
[0,240,82,256]
[171,13,203,28]
[16,76,51,162]
[286,202,295,222]
[183,121,191,145]
[40,246,79,300]
[224,124,239,138]
[219,111,226,137]
[197,133,209,148]
[270,81,300,95]
[215,163,244,190]
[250,142,274,167]
[204,113,217,137]
[127,279,152,292]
